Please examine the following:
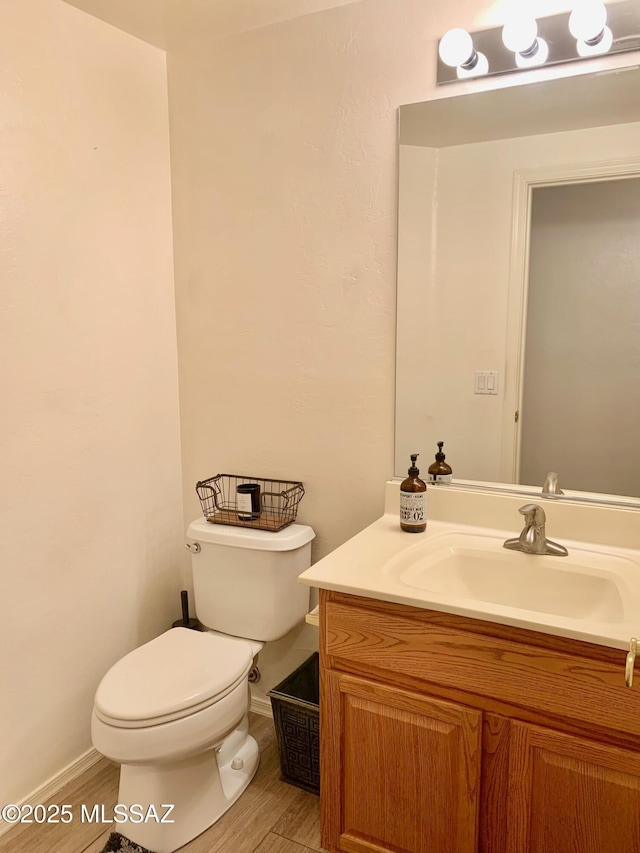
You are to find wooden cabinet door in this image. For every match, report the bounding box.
[507,720,640,853]
[321,671,482,853]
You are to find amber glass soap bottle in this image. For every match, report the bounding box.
[428,441,453,484]
[400,453,427,533]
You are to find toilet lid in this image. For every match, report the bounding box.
[94,628,253,724]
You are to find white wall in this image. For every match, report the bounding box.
[167,0,488,568]
[0,0,182,807]
[396,120,640,484]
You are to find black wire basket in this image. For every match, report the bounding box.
[196,474,305,532]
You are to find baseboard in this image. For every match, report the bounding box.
[250,695,273,718]
[0,748,102,838]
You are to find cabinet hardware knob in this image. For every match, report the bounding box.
[625,637,637,688]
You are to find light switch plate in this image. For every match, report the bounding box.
[474,371,499,395]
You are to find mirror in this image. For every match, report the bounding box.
[395,68,640,505]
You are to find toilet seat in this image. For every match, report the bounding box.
[94,628,253,728]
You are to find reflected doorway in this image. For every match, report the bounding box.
[518,177,640,497]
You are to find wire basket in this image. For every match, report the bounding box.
[196,474,305,532]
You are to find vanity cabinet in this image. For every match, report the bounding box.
[319,590,640,853]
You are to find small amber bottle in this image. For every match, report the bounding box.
[428,442,452,484]
[400,453,427,533]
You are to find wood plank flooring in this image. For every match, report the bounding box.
[0,714,324,853]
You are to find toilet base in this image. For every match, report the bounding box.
[115,720,259,853]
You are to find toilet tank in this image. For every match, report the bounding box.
[186,519,315,642]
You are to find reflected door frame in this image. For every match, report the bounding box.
[500,157,640,483]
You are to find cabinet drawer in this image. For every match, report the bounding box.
[323,595,640,739]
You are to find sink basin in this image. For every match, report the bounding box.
[384,532,634,623]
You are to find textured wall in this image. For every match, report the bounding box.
[167,0,472,566]
[0,0,182,806]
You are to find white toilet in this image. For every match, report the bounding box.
[91,519,315,853]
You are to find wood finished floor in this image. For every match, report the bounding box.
[0,714,324,853]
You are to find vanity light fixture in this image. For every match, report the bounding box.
[437,0,640,84]
[438,27,489,78]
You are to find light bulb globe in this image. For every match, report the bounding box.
[438,28,474,67]
[569,1,608,42]
[515,37,549,67]
[502,18,538,54]
[576,25,613,55]
[457,51,489,79]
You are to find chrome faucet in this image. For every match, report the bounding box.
[541,471,564,496]
[503,504,568,556]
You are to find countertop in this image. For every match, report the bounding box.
[299,483,640,652]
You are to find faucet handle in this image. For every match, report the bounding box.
[542,472,564,495]
[518,503,546,527]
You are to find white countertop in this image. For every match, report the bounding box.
[299,483,640,652]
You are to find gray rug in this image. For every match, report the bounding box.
[99,832,156,853]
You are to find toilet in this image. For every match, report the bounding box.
[91,519,315,853]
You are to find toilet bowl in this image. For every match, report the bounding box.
[92,628,261,853]
[91,520,315,853]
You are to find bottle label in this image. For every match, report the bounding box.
[237,492,253,513]
[430,474,452,484]
[400,491,426,525]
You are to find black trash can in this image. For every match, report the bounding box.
[268,652,320,795]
